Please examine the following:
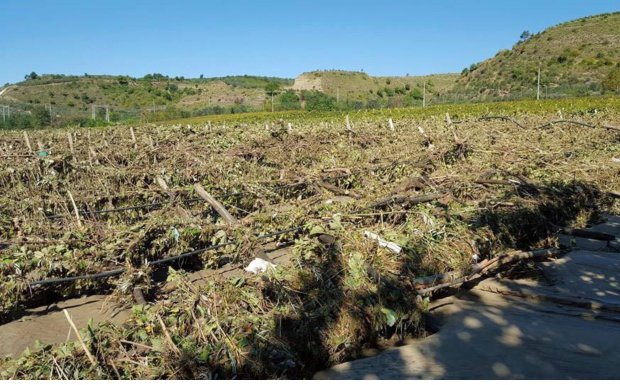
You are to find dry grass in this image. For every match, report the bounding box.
[0,98,619,378]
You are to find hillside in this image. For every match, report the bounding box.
[293,70,458,104]
[0,74,293,114]
[456,12,620,97]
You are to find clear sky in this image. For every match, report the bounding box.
[0,0,618,85]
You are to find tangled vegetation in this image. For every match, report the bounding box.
[0,97,619,378]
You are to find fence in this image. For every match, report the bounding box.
[0,83,611,130]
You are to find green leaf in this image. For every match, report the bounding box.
[198,349,210,363]
[151,338,164,352]
[136,329,148,342]
[380,307,397,327]
[309,224,326,236]
[329,213,343,231]
[229,276,245,287]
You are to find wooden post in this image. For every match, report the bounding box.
[67,133,74,154]
[130,127,137,144]
[536,65,541,101]
[63,310,96,366]
[156,176,169,191]
[23,131,32,152]
[388,118,395,131]
[345,114,352,131]
[89,146,99,165]
[194,183,237,224]
[67,190,83,227]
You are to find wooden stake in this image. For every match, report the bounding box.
[388,118,395,131]
[23,131,32,152]
[67,190,82,227]
[156,176,169,191]
[63,309,96,366]
[89,146,99,165]
[67,133,74,154]
[194,183,237,224]
[130,127,137,148]
[157,315,181,355]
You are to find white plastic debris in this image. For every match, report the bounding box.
[363,231,402,254]
[244,258,276,274]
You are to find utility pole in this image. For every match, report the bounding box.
[536,65,541,100]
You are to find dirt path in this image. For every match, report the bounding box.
[315,216,620,380]
[0,295,129,358]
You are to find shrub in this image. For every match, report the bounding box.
[602,65,620,94]
[301,90,336,111]
[278,90,301,110]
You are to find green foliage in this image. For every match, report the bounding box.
[264,82,280,96]
[301,90,336,111]
[519,30,532,42]
[31,106,51,127]
[142,73,168,81]
[24,71,39,80]
[602,65,620,93]
[278,90,301,110]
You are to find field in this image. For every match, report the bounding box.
[1,96,620,379]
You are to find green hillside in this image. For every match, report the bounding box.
[1,73,293,112]
[456,12,620,98]
[293,70,458,107]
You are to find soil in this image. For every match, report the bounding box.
[0,295,129,358]
[0,242,294,359]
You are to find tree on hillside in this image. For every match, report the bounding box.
[278,90,301,110]
[301,90,336,111]
[31,106,51,128]
[519,31,532,42]
[24,71,39,80]
[602,64,620,94]
[265,82,280,112]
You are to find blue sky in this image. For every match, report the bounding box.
[0,0,618,85]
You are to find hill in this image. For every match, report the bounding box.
[0,74,293,118]
[456,12,620,98]
[293,70,458,106]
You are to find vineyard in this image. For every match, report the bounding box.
[1,97,620,379]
